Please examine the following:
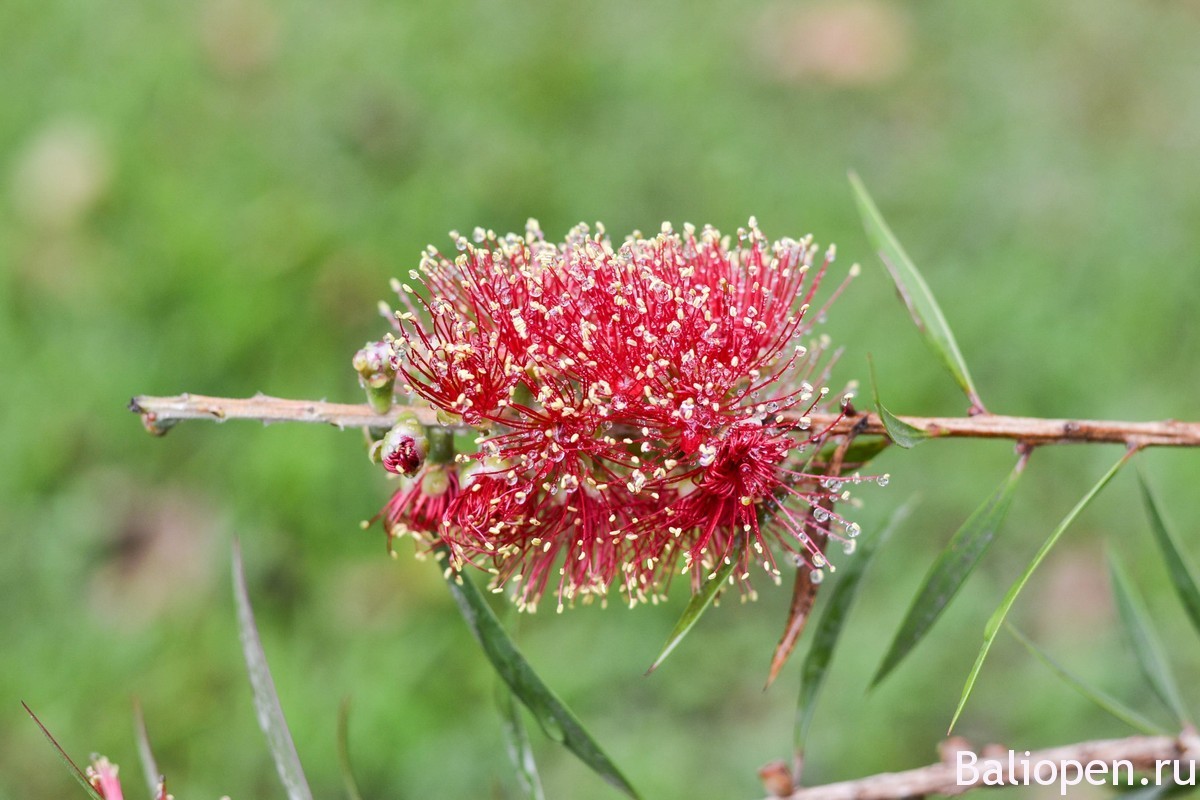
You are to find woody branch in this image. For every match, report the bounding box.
[129,393,1200,449]
[765,730,1199,800]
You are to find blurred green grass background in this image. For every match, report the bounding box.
[3,0,1200,797]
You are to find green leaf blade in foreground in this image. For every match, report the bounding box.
[1107,551,1190,726]
[498,683,547,800]
[850,172,984,412]
[445,565,641,799]
[796,498,916,750]
[868,356,929,449]
[948,451,1131,733]
[1007,624,1165,736]
[232,542,314,800]
[21,703,104,800]
[647,550,740,674]
[1140,471,1200,638]
[873,458,1026,687]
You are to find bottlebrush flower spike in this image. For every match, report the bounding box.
[370,465,460,556]
[371,219,874,611]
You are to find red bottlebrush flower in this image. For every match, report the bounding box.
[371,219,874,610]
[372,465,460,555]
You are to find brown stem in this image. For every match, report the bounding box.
[768,731,1199,800]
[129,393,1200,449]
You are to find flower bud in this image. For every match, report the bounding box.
[353,340,397,414]
[86,756,124,800]
[381,416,428,476]
[420,466,451,497]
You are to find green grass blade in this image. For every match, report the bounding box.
[133,699,163,799]
[796,498,915,750]
[1139,470,1200,638]
[231,541,314,800]
[497,683,546,800]
[336,698,364,800]
[873,458,1026,687]
[948,450,1130,733]
[21,703,104,800]
[1007,624,1166,736]
[867,355,929,449]
[646,550,739,674]
[1107,551,1191,725]
[444,562,641,799]
[850,172,985,412]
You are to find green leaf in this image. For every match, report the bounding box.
[21,703,104,800]
[796,498,915,749]
[814,436,891,472]
[873,458,1026,687]
[1007,624,1166,735]
[1107,551,1190,725]
[1140,470,1200,638]
[949,451,1130,733]
[444,561,641,799]
[133,699,163,800]
[850,172,985,412]
[646,550,740,674]
[867,356,929,449]
[497,683,546,800]
[232,541,314,800]
[336,698,364,800]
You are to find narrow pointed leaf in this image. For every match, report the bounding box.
[1007,624,1165,736]
[336,699,364,800]
[444,563,641,799]
[1107,551,1190,725]
[647,551,739,674]
[21,703,104,800]
[815,436,891,472]
[796,498,915,749]
[133,699,163,800]
[851,172,985,412]
[868,356,929,449]
[1140,471,1200,638]
[232,541,314,800]
[497,683,546,800]
[766,552,823,689]
[874,458,1026,687]
[949,451,1130,733]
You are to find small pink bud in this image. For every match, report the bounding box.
[381,417,427,476]
[420,467,451,496]
[86,756,124,800]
